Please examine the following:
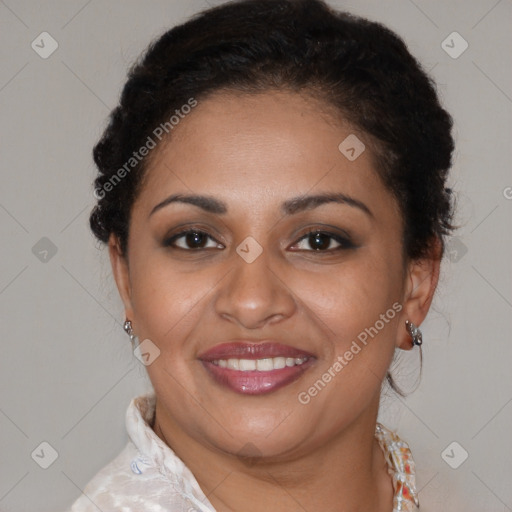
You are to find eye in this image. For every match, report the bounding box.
[291,230,354,251]
[164,229,224,250]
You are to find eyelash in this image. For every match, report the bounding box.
[163,228,355,252]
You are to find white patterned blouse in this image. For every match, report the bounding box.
[68,393,420,512]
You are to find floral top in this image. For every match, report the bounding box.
[68,393,419,512]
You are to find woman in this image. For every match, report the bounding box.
[69,0,455,510]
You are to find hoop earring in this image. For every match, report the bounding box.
[123,319,138,348]
[405,320,423,346]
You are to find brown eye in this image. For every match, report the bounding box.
[292,231,354,251]
[164,230,223,250]
[308,232,332,250]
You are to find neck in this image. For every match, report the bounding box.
[152,393,394,512]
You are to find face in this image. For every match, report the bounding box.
[111,90,436,460]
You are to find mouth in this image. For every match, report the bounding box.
[198,341,315,395]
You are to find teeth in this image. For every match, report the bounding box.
[256,358,273,371]
[212,356,308,371]
[273,357,286,369]
[239,359,256,371]
[227,359,239,370]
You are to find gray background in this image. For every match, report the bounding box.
[0,1,511,511]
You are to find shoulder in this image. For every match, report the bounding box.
[376,423,420,512]
[66,391,212,511]
[66,441,167,511]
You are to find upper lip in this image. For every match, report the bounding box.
[198,341,315,361]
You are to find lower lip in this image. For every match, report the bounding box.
[201,359,315,395]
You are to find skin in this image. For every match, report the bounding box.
[109,90,441,512]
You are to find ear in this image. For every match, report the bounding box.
[108,234,134,322]
[396,237,442,350]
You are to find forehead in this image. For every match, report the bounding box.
[135,90,395,217]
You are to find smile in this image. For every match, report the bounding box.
[211,356,309,371]
[198,342,315,395]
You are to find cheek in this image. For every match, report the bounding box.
[295,253,402,370]
[127,249,212,342]
[304,254,400,320]
[291,265,400,427]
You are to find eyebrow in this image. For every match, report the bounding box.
[282,193,373,218]
[149,192,373,218]
[149,194,227,217]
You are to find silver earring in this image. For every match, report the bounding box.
[405,320,423,346]
[123,319,137,347]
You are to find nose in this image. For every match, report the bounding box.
[214,247,297,330]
